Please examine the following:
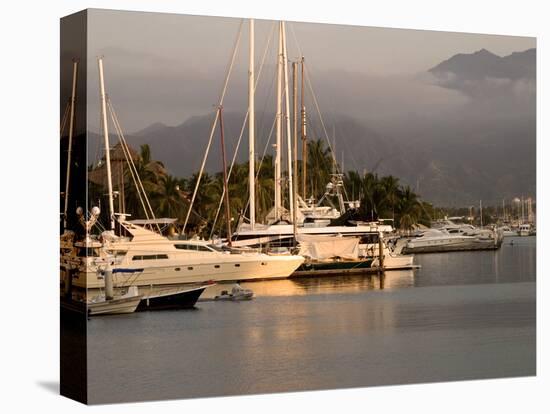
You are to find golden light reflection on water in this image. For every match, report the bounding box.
[201,270,416,299]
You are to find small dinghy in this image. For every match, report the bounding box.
[87,286,143,316]
[214,284,254,301]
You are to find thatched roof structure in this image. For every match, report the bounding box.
[88,143,139,187]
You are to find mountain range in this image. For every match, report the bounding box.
[430,48,535,82]
[90,48,536,207]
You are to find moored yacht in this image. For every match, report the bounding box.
[403,227,503,254]
[499,225,517,237]
[517,223,532,236]
[69,217,304,292]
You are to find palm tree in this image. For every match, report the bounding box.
[255,155,275,222]
[397,186,422,232]
[380,175,400,221]
[307,139,334,200]
[156,175,188,219]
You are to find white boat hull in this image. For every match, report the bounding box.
[72,254,304,290]
[87,295,142,315]
[371,254,415,270]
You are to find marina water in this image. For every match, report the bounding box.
[86,236,536,403]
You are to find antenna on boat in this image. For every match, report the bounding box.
[98,57,115,231]
[63,59,78,232]
[248,19,256,230]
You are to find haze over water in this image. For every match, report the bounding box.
[87,236,536,404]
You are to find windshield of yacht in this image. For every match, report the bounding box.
[207,244,226,252]
[174,243,214,252]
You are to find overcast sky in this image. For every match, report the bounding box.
[82,8,535,133]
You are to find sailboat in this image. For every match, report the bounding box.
[63,28,304,298]
[225,21,410,273]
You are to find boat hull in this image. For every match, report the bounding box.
[87,295,142,316]
[72,254,305,290]
[371,254,415,270]
[136,286,206,311]
[292,258,375,277]
[403,239,501,254]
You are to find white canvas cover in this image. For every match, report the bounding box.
[297,234,360,260]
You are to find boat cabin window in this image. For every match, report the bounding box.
[174,244,212,252]
[174,244,194,250]
[77,247,100,257]
[132,254,169,261]
[207,244,226,252]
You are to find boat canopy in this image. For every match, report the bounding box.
[297,234,359,260]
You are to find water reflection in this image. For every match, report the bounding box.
[85,237,537,403]
[413,236,536,287]
[201,270,416,299]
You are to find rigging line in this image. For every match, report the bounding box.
[240,114,277,220]
[288,24,345,178]
[335,121,360,174]
[109,102,158,230]
[209,22,276,239]
[108,99,161,233]
[289,24,348,202]
[109,101,150,220]
[182,19,244,235]
[107,100,150,222]
[60,101,70,137]
[209,64,276,239]
[94,105,104,168]
[253,22,277,153]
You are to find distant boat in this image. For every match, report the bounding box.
[403,228,503,254]
[214,284,254,301]
[517,224,532,237]
[499,226,517,237]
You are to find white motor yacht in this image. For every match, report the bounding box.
[69,218,304,291]
[517,224,531,236]
[403,227,503,254]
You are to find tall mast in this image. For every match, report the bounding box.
[63,59,78,231]
[248,19,256,229]
[281,21,294,220]
[274,22,283,221]
[219,106,232,246]
[292,61,299,243]
[98,57,115,231]
[301,56,307,200]
[479,200,483,228]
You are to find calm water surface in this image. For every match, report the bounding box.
[87,236,536,404]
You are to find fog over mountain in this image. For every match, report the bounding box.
[79,10,535,207]
[89,48,532,207]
